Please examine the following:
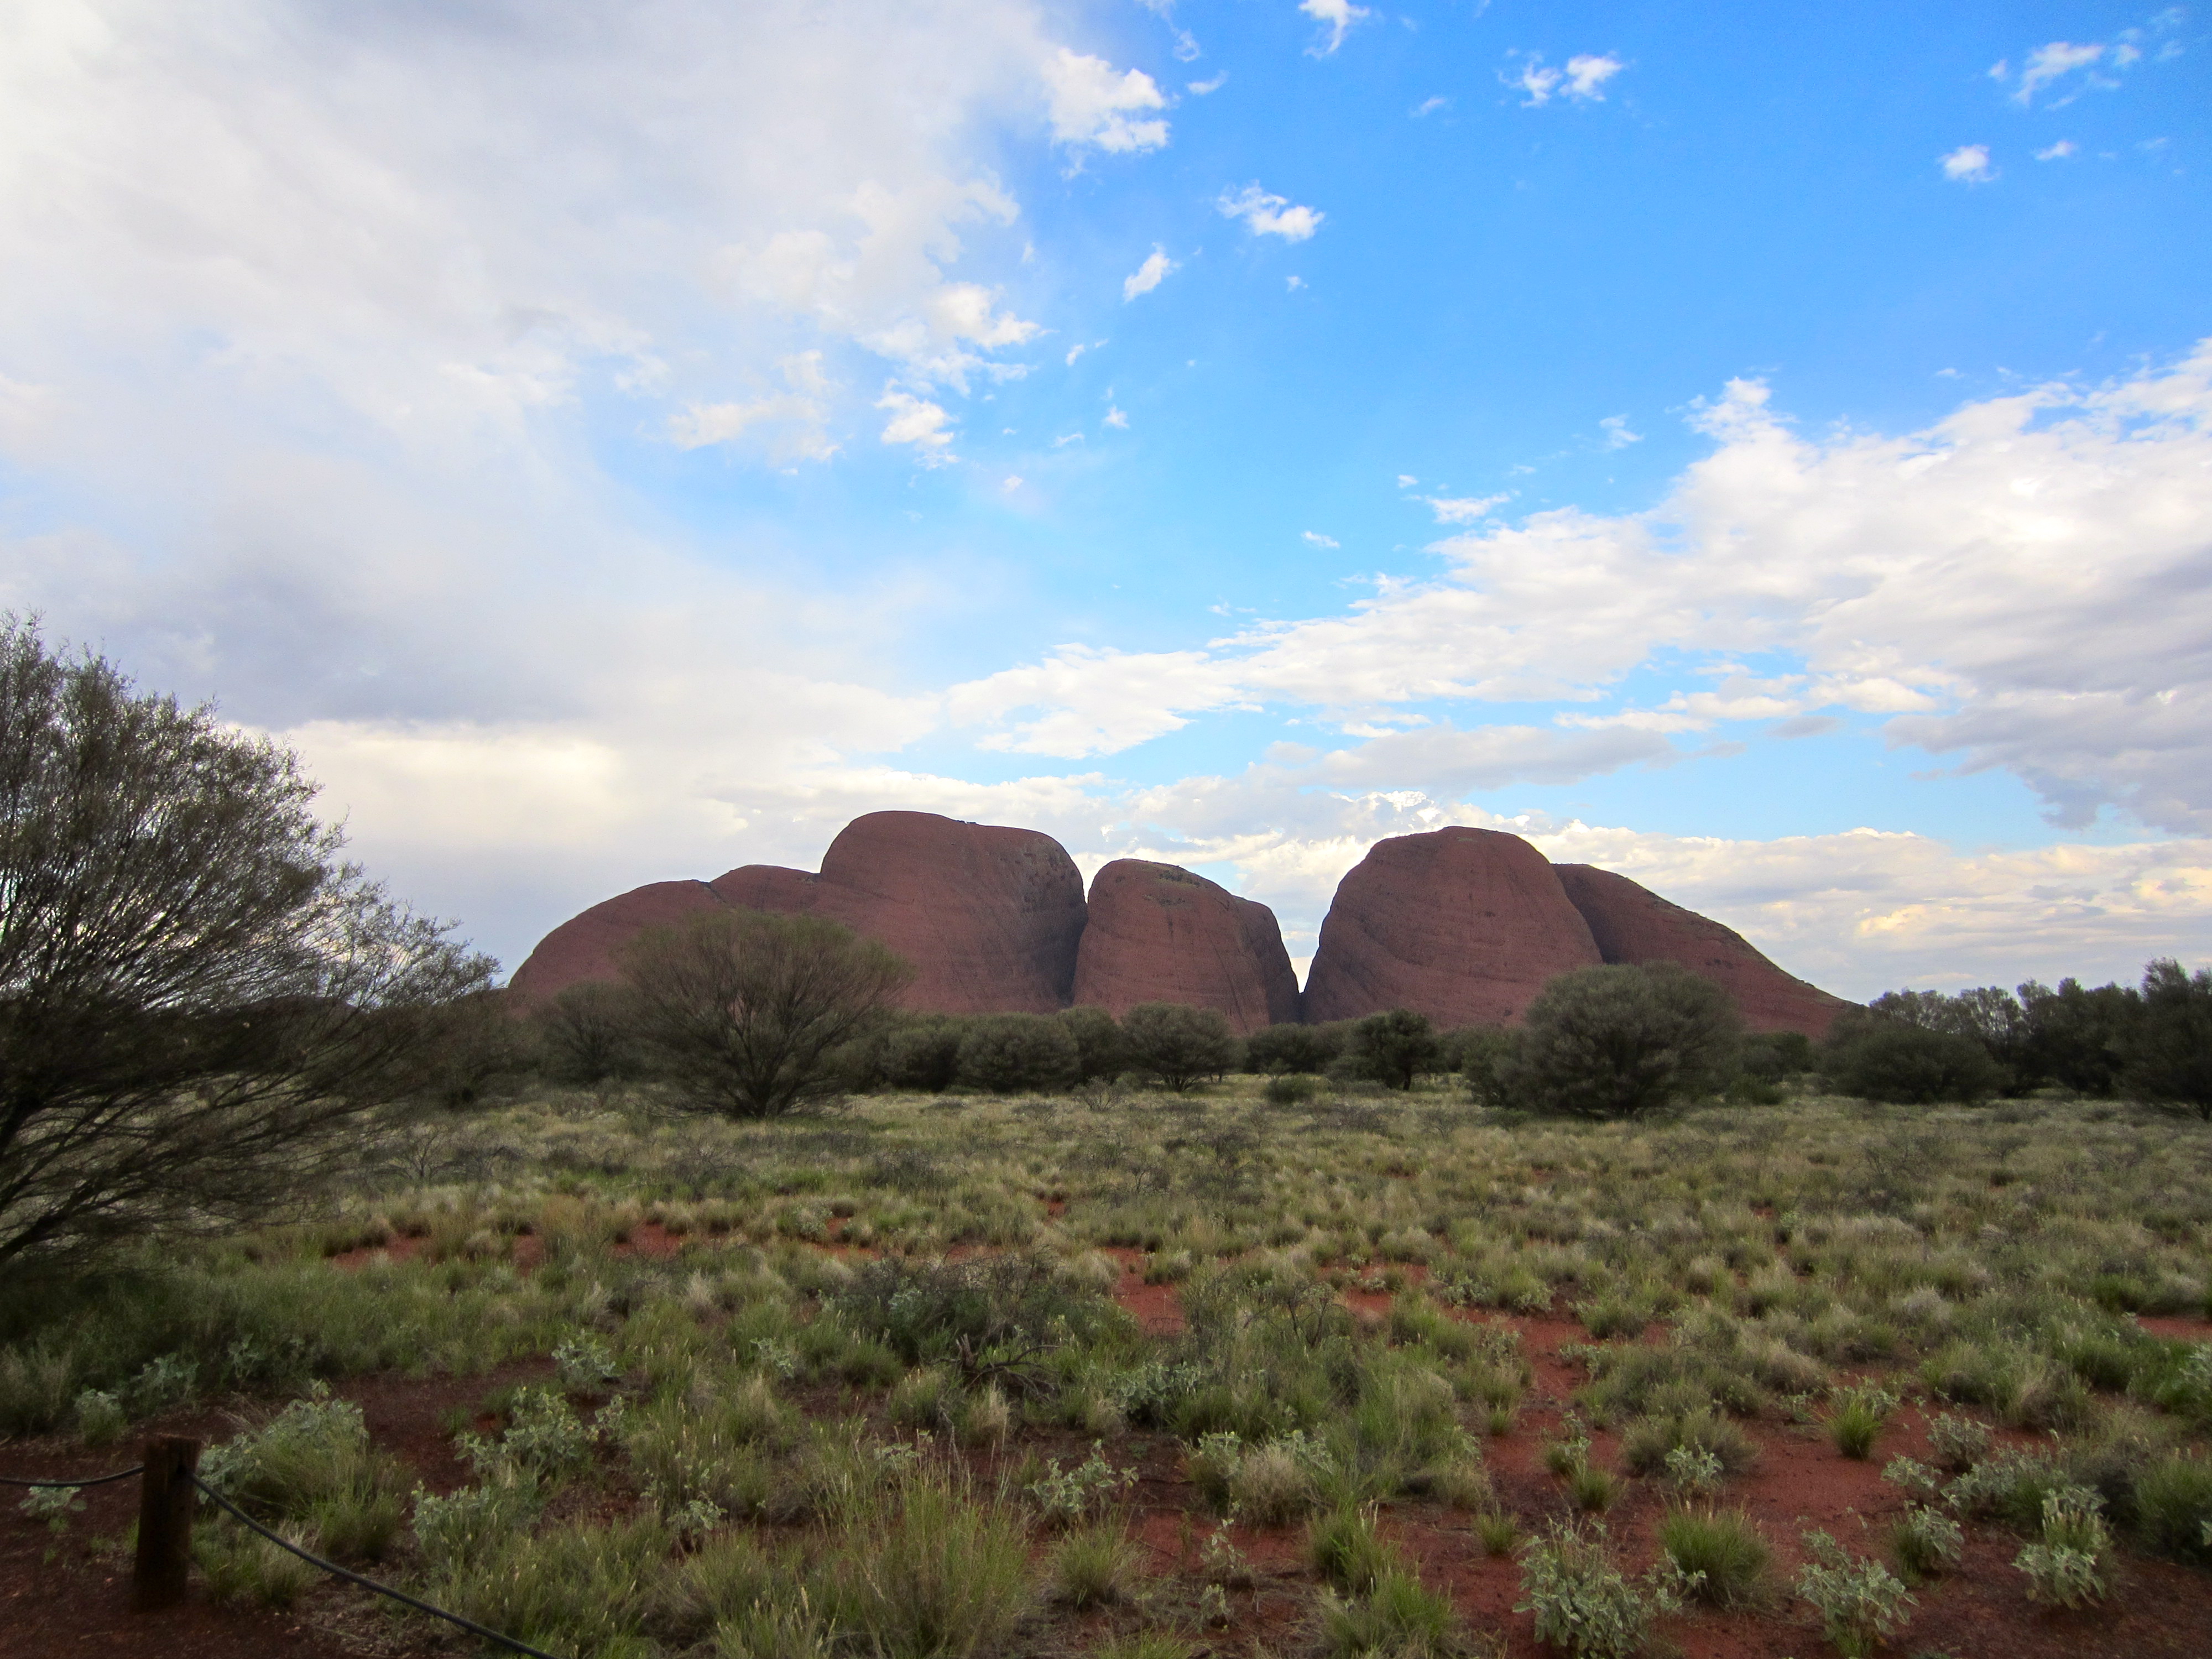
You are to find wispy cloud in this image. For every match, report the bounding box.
[1411,95,1449,118]
[1122,246,1177,301]
[1599,414,1642,449]
[1423,494,1508,524]
[1302,530,1339,547]
[1218,182,1324,241]
[1300,0,1370,57]
[1187,72,1228,95]
[1509,52,1624,106]
[2012,40,2105,104]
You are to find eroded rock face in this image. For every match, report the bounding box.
[805,811,1088,1014]
[1552,863,1851,1037]
[507,879,732,1001]
[1072,859,1301,1034]
[1301,827,1603,1027]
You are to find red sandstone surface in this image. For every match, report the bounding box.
[1302,827,1604,1027]
[1072,859,1301,1034]
[510,811,1087,1016]
[1555,862,1852,1037]
[505,878,729,1000]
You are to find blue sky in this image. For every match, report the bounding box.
[2,0,2209,997]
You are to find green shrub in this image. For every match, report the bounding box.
[1243,1022,1344,1075]
[2015,1485,2111,1608]
[956,1014,1081,1094]
[816,1471,1032,1659]
[1345,1010,1443,1091]
[194,1518,320,1609]
[1925,1411,1991,1473]
[437,1511,670,1655]
[1620,1408,1757,1480]
[880,1017,970,1092]
[1889,1505,1963,1582]
[198,1387,409,1559]
[1657,1507,1771,1608]
[1264,1073,1321,1105]
[1819,1012,2004,1104]
[2133,1453,2212,1562]
[1120,1003,1236,1091]
[1793,1531,1913,1659]
[1057,1007,1129,1082]
[1318,1564,1457,1659]
[1310,1503,1396,1594]
[1826,1384,1898,1460]
[834,1251,1108,1387]
[1507,963,1741,1118]
[1047,1518,1140,1608]
[1515,1521,1675,1659]
[2115,958,2212,1118]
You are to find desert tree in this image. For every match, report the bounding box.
[2117,958,2212,1120]
[622,908,913,1117]
[0,622,493,1271]
[1346,1008,1443,1089]
[956,1012,1082,1094]
[1120,1001,1235,1092]
[530,980,645,1088]
[1507,962,1741,1118]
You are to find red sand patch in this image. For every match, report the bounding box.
[1100,1245,1187,1335]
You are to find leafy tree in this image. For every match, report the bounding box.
[1446,1026,1520,1107]
[1120,1001,1235,1092]
[2116,958,2212,1120]
[0,623,491,1270]
[530,981,643,1087]
[1347,1008,1442,1090]
[1057,1006,1129,1082]
[878,1015,969,1092]
[1507,963,1741,1118]
[956,1013,1081,1094]
[1242,1021,1344,1076]
[622,909,912,1118]
[2018,977,2137,1097]
[1819,1011,2004,1105]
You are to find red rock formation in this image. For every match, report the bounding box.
[511,812,1087,1016]
[507,879,731,1001]
[1072,860,1301,1034]
[802,811,1087,1014]
[1552,863,1851,1037]
[1301,827,1603,1027]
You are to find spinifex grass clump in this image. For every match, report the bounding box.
[1657,1507,1772,1608]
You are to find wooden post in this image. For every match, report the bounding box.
[132,1435,200,1611]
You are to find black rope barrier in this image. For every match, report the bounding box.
[188,1474,568,1659]
[0,1464,145,1489]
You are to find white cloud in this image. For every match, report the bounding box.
[1396,474,1418,488]
[1940,144,1997,183]
[2036,139,2080,160]
[667,352,837,460]
[2013,40,2106,104]
[1300,0,1370,57]
[1122,246,1176,301]
[947,347,2212,844]
[1509,51,1623,106]
[1285,274,1306,291]
[1218,183,1324,241]
[1302,530,1339,548]
[1103,405,1129,429]
[1065,339,1104,366]
[876,388,957,459]
[1001,474,1021,491]
[1599,414,1641,448]
[1411,96,1449,118]
[1423,494,1508,524]
[1042,48,1169,154]
[1187,72,1228,95]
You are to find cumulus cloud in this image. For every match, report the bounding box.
[1042,48,1170,153]
[1302,530,1340,548]
[1300,0,1370,56]
[1187,72,1228,95]
[1599,414,1642,448]
[1122,246,1176,301]
[1940,144,1997,183]
[2036,139,2079,160]
[947,347,2212,843]
[667,352,837,458]
[876,388,957,457]
[1218,183,1324,241]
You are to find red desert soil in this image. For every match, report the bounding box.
[8,1249,2209,1658]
